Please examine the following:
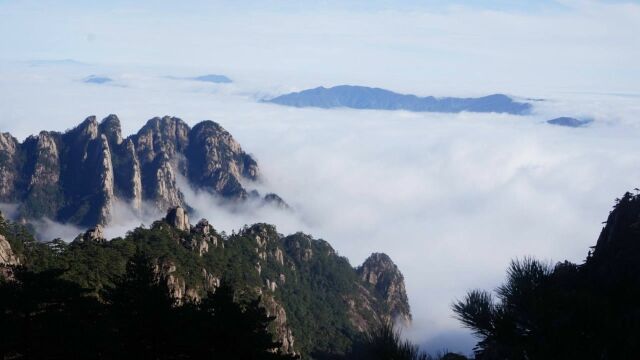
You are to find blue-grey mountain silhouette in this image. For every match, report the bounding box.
[191,74,232,83]
[84,75,112,84]
[266,85,531,115]
[27,59,88,67]
[547,117,592,127]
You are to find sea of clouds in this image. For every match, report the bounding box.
[1,0,639,355]
[1,61,640,354]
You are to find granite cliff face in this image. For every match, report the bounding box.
[0,115,271,227]
[357,252,412,326]
[0,234,19,266]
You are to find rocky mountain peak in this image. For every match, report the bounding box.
[187,120,259,197]
[74,115,100,140]
[30,131,60,187]
[99,114,123,145]
[0,133,19,199]
[0,132,18,152]
[165,206,191,232]
[76,225,107,243]
[590,192,640,271]
[191,119,224,133]
[0,234,20,266]
[137,116,190,157]
[194,219,212,234]
[263,193,290,209]
[357,252,412,325]
[359,253,395,279]
[133,116,189,177]
[282,233,315,262]
[0,115,283,229]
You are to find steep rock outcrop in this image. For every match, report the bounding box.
[589,192,640,281]
[76,225,107,243]
[191,219,220,254]
[22,131,63,219]
[134,116,190,164]
[263,193,290,210]
[98,114,123,146]
[357,253,412,325]
[118,139,143,211]
[152,154,184,210]
[154,259,187,303]
[29,132,60,188]
[96,135,115,224]
[187,121,258,199]
[133,116,189,210]
[593,192,640,253]
[346,283,380,332]
[263,295,296,354]
[283,233,315,262]
[0,234,20,266]
[165,206,191,232]
[0,115,282,228]
[201,268,220,292]
[0,133,19,199]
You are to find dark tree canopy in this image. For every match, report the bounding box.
[0,255,298,360]
[454,192,640,360]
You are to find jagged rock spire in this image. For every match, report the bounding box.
[99,114,123,146]
[78,225,107,243]
[357,253,412,326]
[0,234,20,265]
[165,206,190,231]
[0,115,282,229]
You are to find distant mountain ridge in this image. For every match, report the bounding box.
[25,59,89,67]
[84,75,112,84]
[191,74,232,83]
[266,85,532,115]
[547,117,593,127]
[167,74,233,83]
[0,115,277,228]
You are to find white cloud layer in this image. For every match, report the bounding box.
[1,62,640,354]
[1,1,639,95]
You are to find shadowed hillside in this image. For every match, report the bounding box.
[0,207,410,358]
[453,191,640,359]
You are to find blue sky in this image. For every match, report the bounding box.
[1,0,639,95]
[0,0,601,12]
